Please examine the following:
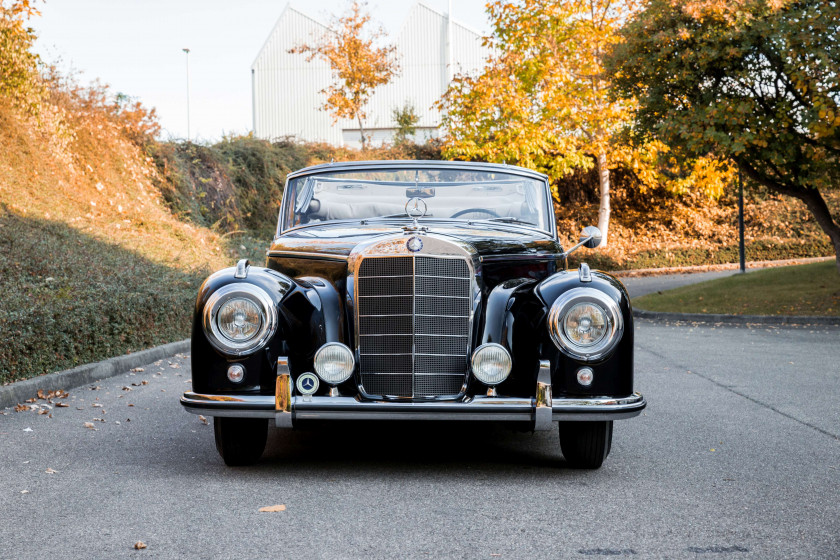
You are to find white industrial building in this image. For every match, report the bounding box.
[251,2,489,146]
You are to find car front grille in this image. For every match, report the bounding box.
[357,255,472,398]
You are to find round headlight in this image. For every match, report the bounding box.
[548,288,623,362]
[313,342,355,384]
[471,343,512,385]
[563,302,608,347]
[217,298,262,341]
[203,284,277,356]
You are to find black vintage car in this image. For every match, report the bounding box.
[181,161,645,468]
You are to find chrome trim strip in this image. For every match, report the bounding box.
[234,259,250,279]
[286,160,549,182]
[480,253,563,263]
[275,358,292,428]
[181,391,646,423]
[267,251,349,261]
[534,360,553,430]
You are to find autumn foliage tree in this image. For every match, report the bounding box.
[291,1,398,148]
[608,0,840,272]
[439,0,644,246]
[439,0,733,247]
[0,0,43,112]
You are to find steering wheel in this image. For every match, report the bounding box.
[449,208,501,219]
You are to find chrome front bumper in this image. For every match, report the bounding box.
[181,358,645,430]
[180,391,645,427]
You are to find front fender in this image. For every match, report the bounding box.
[190,264,295,394]
[534,268,634,397]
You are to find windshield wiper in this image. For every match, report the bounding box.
[478,217,537,226]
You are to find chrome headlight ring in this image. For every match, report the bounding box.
[547,287,623,362]
[202,283,277,356]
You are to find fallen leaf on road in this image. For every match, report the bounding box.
[14,404,27,412]
[20,490,29,494]
[23,427,33,432]
[89,386,100,391]
[133,541,147,550]
[198,415,208,425]
[92,403,103,408]
[45,468,57,474]
[130,367,145,373]
[84,422,97,430]
[26,398,37,403]
[55,402,68,408]
[170,364,180,368]
[122,386,132,391]
[37,408,49,415]
[128,404,135,407]
[258,505,286,512]
[141,380,149,385]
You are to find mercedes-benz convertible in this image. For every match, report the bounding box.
[181,161,645,468]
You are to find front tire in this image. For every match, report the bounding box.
[559,421,613,469]
[213,417,268,466]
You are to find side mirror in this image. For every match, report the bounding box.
[561,225,603,259]
[580,226,602,249]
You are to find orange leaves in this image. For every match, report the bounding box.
[258,504,286,512]
[288,1,398,144]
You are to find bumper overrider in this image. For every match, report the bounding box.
[180,358,646,430]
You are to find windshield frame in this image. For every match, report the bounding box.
[277,161,557,239]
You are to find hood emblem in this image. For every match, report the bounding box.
[406,236,424,252]
[405,197,428,219]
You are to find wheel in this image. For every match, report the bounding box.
[559,421,613,469]
[213,417,268,466]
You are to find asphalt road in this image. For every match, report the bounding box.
[2,322,839,559]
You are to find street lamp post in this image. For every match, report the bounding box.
[182,47,191,141]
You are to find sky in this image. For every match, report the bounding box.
[31,0,490,142]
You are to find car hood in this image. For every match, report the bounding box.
[269,222,563,259]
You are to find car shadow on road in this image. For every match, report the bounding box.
[250,420,579,474]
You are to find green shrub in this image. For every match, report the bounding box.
[0,209,208,384]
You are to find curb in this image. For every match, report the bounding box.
[0,339,190,410]
[633,308,840,326]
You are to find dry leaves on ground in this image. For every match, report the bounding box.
[83,422,97,430]
[45,468,57,474]
[258,505,286,512]
[133,541,147,550]
[198,415,208,425]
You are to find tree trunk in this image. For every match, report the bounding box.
[596,152,610,248]
[739,161,840,274]
[798,188,840,275]
[357,114,366,149]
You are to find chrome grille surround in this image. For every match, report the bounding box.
[349,234,480,400]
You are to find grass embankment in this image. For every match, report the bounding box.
[633,261,840,316]
[0,96,230,384]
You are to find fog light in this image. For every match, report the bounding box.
[227,363,245,383]
[313,342,355,384]
[576,367,594,387]
[471,343,512,385]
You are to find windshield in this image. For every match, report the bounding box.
[280,167,552,233]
